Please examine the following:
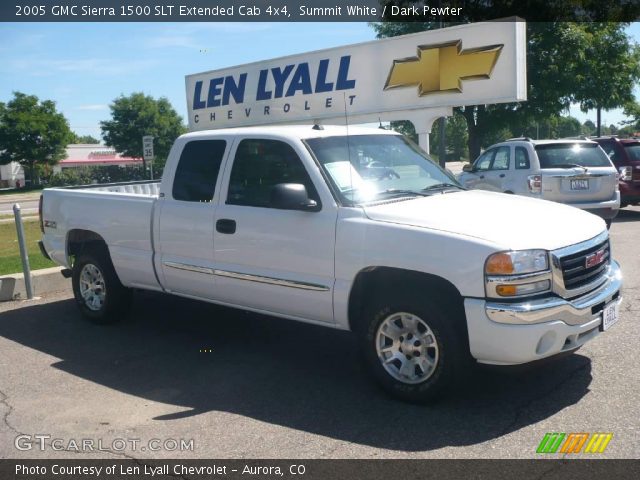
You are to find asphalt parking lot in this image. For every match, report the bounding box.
[0,208,638,460]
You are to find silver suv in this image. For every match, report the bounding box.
[457,138,620,225]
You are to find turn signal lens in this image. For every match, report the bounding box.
[528,174,542,193]
[496,280,551,297]
[496,285,517,296]
[485,253,514,275]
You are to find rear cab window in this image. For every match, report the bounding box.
[623,143,640,162]
[172,140,227,202]
[535,143,612,169]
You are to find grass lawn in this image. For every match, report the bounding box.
[0,219,56,276]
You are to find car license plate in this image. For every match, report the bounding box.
[601,300,619,331]
[571,179,589,190]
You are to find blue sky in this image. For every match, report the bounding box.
[1,22,639,140]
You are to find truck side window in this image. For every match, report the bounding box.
[172,140,227,202]
[227,139,319,208]
[491,146,510,170]
[515,147,530,169]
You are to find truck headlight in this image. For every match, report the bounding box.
[485,250,549,275]
[485,250,552,299]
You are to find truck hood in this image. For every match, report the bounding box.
[363,190,606,251]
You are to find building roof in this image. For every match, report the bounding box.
[59,144,142,167]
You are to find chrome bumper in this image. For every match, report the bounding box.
[486,261,622,326]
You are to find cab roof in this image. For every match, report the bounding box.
[180,124,399,142]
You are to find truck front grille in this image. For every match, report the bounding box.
[559,238,610,294]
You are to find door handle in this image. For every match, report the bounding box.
[216,219,236,234]
[499,174,506,178]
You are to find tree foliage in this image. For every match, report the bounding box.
[70,133,100,144]
[100,93,186,167]
[0,92,72,184]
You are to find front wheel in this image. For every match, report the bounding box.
[72,248,131,324]
[359,296,467,403]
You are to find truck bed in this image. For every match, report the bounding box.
[41,181,162,290]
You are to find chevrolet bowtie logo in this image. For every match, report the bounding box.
[385,41,503,96]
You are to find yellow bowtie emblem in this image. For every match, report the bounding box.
[385,41,503,95]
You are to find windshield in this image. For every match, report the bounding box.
[305,134,461,205]
[623,143,640,161]
[535,143,612,169]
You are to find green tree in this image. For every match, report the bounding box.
[0,92,72,185]
[572,23,640,136]
[100,93,186,171]
[582,119,597,136]
[70,133,100,144]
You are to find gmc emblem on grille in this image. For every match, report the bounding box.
[585,249,606,269]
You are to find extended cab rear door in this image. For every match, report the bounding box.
[155,135,233,298]
[212,136,338,324]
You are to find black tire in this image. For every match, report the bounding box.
[605,219,612,229]
[358,293,467,403]
[71,246,132,324]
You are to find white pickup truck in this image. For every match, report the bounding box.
[39,125,622,402]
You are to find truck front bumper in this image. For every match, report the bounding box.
[464,261,622,365]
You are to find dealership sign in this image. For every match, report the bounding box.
[185,20,526,131]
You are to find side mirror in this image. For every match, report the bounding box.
[270,183,319,211]
[462,163,474,173]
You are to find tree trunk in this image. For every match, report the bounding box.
[596,107,602,137]
[438,117,446,168]
[462,107,482,160]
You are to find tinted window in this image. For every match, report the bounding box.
[535,143,612,168]
[515,147,530,169]
[491,146,510,170]
[623,144,640,161]
[598,141,617,162]
[172,140,226,202]
[227,139,318,208]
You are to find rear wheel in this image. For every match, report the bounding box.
[359,294,467,403]
[72,247,131,324]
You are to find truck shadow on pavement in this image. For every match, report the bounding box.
[0,291,593,452]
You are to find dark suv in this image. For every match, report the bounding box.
[592,136,640,207]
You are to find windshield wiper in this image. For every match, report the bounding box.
[552,163,588,170]
[375,189,429,198]
[422,183,464,192]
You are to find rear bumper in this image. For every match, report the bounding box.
[464,261,622,365]
[564,192,620,219]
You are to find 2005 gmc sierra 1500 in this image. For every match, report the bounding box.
[39,125,622,402]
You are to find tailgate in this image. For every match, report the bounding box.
[541,167,617,203]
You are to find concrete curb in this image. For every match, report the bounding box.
[0,266,70,301]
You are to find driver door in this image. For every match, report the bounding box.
[212,137,338,324]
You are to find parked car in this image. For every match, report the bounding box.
[591,136,640,208]
[457,138,620,227]
[39,126,622,402]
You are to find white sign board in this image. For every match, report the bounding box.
[142,136,154,160]
[185,20,526,131]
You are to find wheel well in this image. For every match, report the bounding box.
[348,267,467,338]
[67,229,109,263]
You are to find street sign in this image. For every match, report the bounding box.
[142,136,154,161]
